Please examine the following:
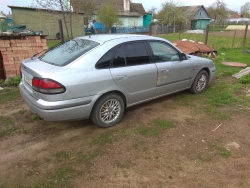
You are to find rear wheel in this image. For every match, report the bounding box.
[189,70,208,94]
[91,93,124,128]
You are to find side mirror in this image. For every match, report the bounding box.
[180,53,187,60]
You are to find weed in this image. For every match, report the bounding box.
[219,147,231,158]
[80,150,100,162]
[55,151,74,160]
[117,160,134,169]
[32,114,42,121]
[134,127,150,135]
[239,75,250,84]
[133,140,148,152]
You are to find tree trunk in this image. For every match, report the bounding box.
[59,0,70,39]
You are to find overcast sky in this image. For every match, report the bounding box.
[0,0,249,14]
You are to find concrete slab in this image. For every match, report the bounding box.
[232,67,250,79]
[222,62,247,67]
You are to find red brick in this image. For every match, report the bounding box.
[0,47,7,52]
[36,43,43,47]
[13,57,20,61]
[12,47,18,51]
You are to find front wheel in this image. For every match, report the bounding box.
[91,93,124,128]
[189,70,209,94]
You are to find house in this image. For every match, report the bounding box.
[71,0,149,27]
[8,6,85,39]
[179,5,211,30]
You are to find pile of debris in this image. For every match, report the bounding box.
[172,39,217,58]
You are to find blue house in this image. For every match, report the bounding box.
[180,5,211,30]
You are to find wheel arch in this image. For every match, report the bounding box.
[200,67,210,80]
[90,90,127,115]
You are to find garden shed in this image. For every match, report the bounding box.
[180,5,211,30]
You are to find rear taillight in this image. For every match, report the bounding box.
[32,77,66,94]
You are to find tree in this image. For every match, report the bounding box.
[240,2,250,17]
[71,0,97,27]
[157,0,187,31]
[96,4,119,33]
[206,0,228,22]
[32,0,74,39]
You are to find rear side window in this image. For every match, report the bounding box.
[113,45,125,68]
[40,39,99,66]
[112,41,150,68]
[96,48,115,69]
[124,42,150,66]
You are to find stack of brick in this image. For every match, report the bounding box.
[0,35,48,79]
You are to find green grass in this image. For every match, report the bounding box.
[89,132,114,146]
[134,119,175,137]
[161,32,250,50]
[239,75,250,84]
[0,116,17,138]
[47,40,61,49]
[0,89,20,104]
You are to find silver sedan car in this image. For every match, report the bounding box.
[19,34,216,128]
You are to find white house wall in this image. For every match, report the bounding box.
[119,17,143,27]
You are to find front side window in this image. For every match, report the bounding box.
[40,39,99,66]
[149,41,180,62]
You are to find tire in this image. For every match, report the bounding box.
[189,70,209,94]
[56,32,60,39]
[91,93,124,128]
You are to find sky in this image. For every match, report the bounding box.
[0,0,249,15]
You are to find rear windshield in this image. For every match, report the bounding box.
[40,38,99,66]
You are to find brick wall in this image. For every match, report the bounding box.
[0,36,48,79]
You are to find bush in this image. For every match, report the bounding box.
[6,76,21,87]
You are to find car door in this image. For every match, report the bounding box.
[110,41,158,105]
[148,41,193,97]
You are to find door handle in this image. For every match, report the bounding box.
[161,69,169,73]
[116,75,127,81]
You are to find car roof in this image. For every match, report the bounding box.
[77,34,159,43]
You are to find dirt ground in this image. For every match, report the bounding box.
[0,82,250,187]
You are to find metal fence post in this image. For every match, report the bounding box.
[58,19,64,43]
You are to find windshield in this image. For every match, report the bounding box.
[40,38,99,66]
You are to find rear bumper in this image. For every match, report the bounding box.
[18,82,100,121]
